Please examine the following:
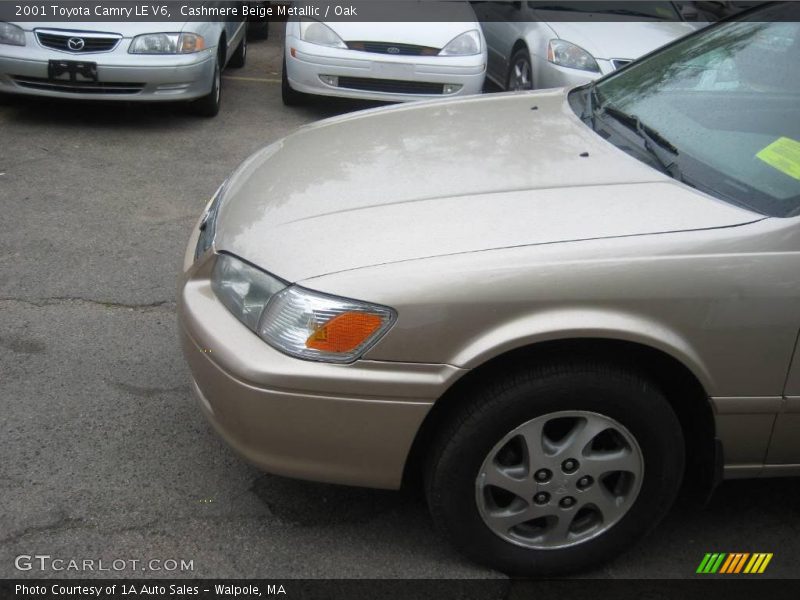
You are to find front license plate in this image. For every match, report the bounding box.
[48,60,98,82]
[372,62,415,79]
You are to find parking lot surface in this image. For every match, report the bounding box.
[2,23,799,579]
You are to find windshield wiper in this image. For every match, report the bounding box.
[601,105,685,181]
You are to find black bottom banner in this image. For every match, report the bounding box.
[2,579,800,600]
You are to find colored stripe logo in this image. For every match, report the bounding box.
[696,553,773,574]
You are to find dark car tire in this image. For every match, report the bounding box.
[190,50,222,118]
[507,48,534,91]
[229,32,247,69]
[281,55,305,106]
[425,360,685,576]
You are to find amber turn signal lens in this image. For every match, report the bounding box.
[306,312,384,353]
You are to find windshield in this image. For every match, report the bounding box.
[530,1,681,20]
[575,2,800,218]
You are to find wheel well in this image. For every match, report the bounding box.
[511,39,529,58]
[402,338,717,500]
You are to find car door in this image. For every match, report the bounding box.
[765,327,800,466]
[761,215,800,467]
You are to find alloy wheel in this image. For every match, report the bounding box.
[510,58,533,91]
[475,410,643,549]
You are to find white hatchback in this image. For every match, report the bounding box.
[281,2,486,104]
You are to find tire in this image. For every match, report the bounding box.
[425,360,684,576]
[507,48,534,91]
[190,50,222,118]
[229,31,247,69]
[281,55,305,106]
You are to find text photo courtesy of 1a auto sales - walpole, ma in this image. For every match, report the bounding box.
[1,1,800,599]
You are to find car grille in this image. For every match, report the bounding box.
[35,29,121,53]
[337,77,444,95]
[345,41,439,56]
[612,59,632,70]
[12,76,144,95]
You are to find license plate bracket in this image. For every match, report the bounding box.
[48,60,98,82]
[372,62,415,80]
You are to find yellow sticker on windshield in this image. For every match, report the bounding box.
[756,137,800,181]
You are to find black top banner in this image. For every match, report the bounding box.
[0,0,788,23]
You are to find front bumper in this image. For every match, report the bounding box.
[178,252,465,489]
[285,37,486,102]
[0,38,215,101]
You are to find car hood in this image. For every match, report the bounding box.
[215,89,759,283]
[540,15,694,60]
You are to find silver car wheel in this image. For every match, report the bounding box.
[475,410,643,550]
[510,57,532,91]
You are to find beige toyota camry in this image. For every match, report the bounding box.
[179,3,800,575]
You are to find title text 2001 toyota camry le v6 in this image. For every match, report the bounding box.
[180,3,800,575]
[0,17,246,116]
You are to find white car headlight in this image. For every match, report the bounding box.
[0,22,25,46]
[547,39,600,72]
[439,30,481,56]
[129,32,205,54]
[299,21,346,49]
[212,254,396,363]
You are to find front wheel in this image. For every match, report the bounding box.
[425,361,684,575]
[507,48,534,91]
[190,52,222,117]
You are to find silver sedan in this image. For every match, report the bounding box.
[0,19,246,116]
[475,1,695,90]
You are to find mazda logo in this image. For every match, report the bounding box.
[387,46,400,54]
[67,37,85,51]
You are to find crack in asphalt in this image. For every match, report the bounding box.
[0,515,87,546]
[0,297,174,312]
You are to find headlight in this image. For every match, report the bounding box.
[129,32,205,54]
[212,254,287,331]
[194,180,227,261]
[211,254,396,363]
[298,21,346,49]
[547,39,600,72]
[0,22,25,46]
[439,30,481,56]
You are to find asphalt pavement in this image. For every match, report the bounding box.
[1,22,799,581]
